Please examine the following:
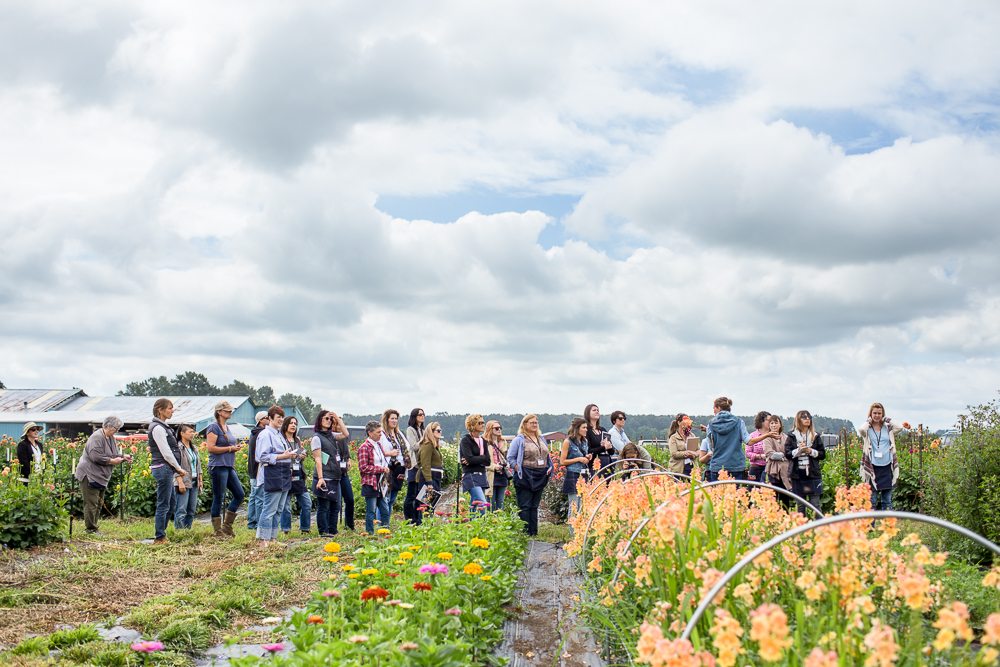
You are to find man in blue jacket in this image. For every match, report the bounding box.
[704,396,751,482]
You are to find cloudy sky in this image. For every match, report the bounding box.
[3,1,999,428]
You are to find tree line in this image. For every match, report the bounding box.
[116,372,855,436]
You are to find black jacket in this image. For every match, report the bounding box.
[459,434,491,475]
[17,437,36,480]
[586,425,612,456]
[248,425,264,480]
[784,433,826,481]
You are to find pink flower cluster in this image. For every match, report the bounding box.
[419,563,449,575]
[130,641,164,653]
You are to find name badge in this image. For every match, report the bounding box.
[536,459,545,466]
[340,462,347,469]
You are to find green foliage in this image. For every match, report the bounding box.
[10,635,49,656]
[0,454,67,549]
[920,395,1000,563]
[47,625,101,649]
[230,512,527,667]
[158,617,213,651]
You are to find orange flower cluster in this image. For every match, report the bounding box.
[359,586,390,602]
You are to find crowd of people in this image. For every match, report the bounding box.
[19,396,909,543]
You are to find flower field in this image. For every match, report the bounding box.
[230,511,527,666]
[566,473,1000,666]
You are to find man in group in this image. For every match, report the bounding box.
[246,410,269,530]
[702,396,751,482]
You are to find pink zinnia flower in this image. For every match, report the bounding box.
[262,643,285,653]
[419,563,449,575]
[444,607,463,616]
[130,641,164,653]
[322,589,341,598]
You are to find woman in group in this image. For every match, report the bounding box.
[16,422,43,483]
[783,410,826,516]
[173,424,202,530]
[379,409,411,525]
[761,415,792,509]
[255,406,297,546]
[74,416,130,534]
[149,398,187,544]
[459,414,491,514]
[358,420,391,534]
[559,418,591,526]
[584,404,614,476]
[415,421,445,523]
[483,420,511,511]
[204,401,245,537]
[402,408,426,522]
[666,414,699,477]
[311,410,348,537]
[507,414,553,536]
[280,416,312,535]
[858,402,906,511]
[745,411,772,482]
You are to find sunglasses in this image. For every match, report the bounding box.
[433,428,442,433]
[493,426,502,430]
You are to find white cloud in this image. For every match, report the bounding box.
[1,1,999,429]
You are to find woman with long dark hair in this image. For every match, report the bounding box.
[783,410,826,516]
[584,404,614,476]
[402,408,425,522]
[311,410,349,537]
[483,420,512,511]
[204,400,245,537]
[559,418,591,526]
[279,416,311,535]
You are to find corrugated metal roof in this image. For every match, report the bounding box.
[0,396,252,427]
[0,388,85,412]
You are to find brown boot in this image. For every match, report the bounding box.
[212,516,223,536]
[222,510,237,537]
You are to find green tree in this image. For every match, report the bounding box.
[118,375,174,396]
[278,393,322,424]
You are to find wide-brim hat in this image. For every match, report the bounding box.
[22,421,40,437]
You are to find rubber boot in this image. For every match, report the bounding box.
[222,510,237,537]
[211,516,223,537]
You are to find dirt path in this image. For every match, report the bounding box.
[498,540,605,667]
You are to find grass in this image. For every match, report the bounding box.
[535,521,571,544]
[0,515,368,660]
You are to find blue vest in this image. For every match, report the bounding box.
[565,438,588,473]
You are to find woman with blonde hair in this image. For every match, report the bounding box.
[858,402,909,511]
[483,420,512,511]
[415,421,445,523]
[459,414,491,514]
[204,400,245,537]
[506,414,553,535]
[783,410,826,516]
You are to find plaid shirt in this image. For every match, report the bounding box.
[357,439,388,489]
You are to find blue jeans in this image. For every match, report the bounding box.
[152,465,176,539]
[281,488,312,532]
[173,482,199,529]
[364,495,390,534]
[491,485,507,511]
[256,489,289,541]
[387,486,401,523]
[468,485,488,514]
[246,479,262,529]
[209,466,245,517]
[872,487,893,511]
[338,476,355,531]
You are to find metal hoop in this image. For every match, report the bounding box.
[578,471,698,568]
[584,462,681,498]
[681,510,1000,641]
[609,479,825,588]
